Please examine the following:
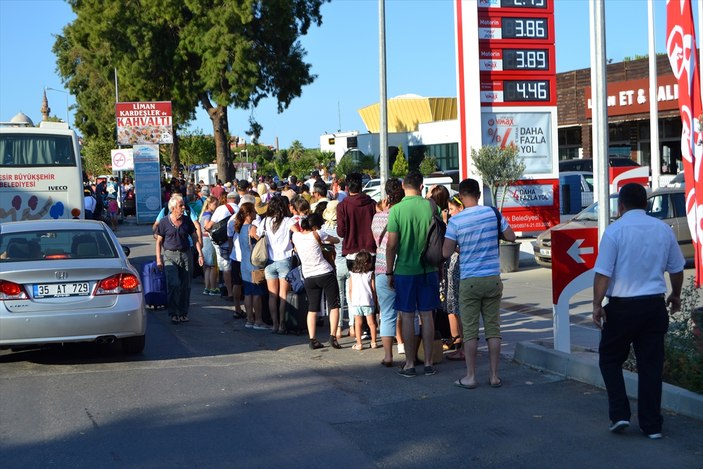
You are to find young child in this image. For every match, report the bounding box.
[107,193,119,230]
[348,251,377,350]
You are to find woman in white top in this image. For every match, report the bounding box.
[199,196,220,295]
[251,196,296,333]
[291,213,341,350]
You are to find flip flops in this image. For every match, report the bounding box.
[454,377,478,389]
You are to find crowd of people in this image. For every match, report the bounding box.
[152,169,515,387]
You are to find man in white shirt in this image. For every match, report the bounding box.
[211,192,240,305]
[592,183,684,440]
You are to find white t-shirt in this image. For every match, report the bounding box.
[292,230,333,278]
[349,271,374,307]
[256,216,296,261]
[229,215,261,261]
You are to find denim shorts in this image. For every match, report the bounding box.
[393,272,439,313]
[350,305,374,317]
[264,258,291,280]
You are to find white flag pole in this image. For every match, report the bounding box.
[649,0,661,189]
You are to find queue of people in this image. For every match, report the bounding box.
[151,173,684,440]
[154,170,514,383]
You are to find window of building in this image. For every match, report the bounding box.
[408,143,459,171]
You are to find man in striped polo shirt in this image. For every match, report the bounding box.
[442,178,515,389]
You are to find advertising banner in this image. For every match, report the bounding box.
[497,178,560,231]
[111,149,134,171]
[481,111,553,174]
[116,101,173,145]
[133,144,162,224]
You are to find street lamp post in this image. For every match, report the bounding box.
[46,87,69,127]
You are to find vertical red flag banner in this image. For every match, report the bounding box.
[667,0,703,286]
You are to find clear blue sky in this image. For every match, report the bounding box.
[0,0,691,150]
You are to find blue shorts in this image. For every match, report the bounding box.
[350,305,374,317]
[264,258,291,280]
[393,272,440,313]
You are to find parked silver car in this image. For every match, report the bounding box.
[0,219,146,353]
[533,186,692,267]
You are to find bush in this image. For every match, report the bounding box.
[419,156,437,176]
[624,276,703,394]
[391,147,409,178]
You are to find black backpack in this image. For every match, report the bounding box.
[208,204,234,245]
[421,199,447,269]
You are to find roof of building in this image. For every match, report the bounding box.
[357,96,457,133]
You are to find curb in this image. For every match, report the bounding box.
[514,341,703,421]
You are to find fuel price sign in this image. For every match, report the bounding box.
[480,76,556,106]
[478,0,553,12]
[479,47,554,73]
[478,13,554,44]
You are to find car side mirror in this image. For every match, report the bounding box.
[122,245,131,257]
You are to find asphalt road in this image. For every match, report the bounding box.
[1,222,701,468]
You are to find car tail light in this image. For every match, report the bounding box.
[0,280,29,300]
[94,273,141,295]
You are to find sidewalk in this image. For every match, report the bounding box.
[119,221,702,421]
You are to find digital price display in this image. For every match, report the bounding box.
[500,0,549,8]
[504,80,550,101]
[478,14,554,44]
[478,0,552,12]
[480,77,556,106]
[479,47,553,72]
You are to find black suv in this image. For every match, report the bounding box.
[559,157,640,172]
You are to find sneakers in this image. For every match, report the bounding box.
[424,365,437,376]
[202,289,210,295]
[207,289,220,296]
[397,366,417,378]
[397,343,405,355]
[361,331,371,340]
[244,322,254,328]
[253,324,271,330]
[646,432,663,440]
[609,420,630,433]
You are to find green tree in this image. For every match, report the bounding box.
[81,135,114,180]
[180,130,217,179]
[54,0,328,182]
[288,140,306,162]
[471,144,525,213]
[391,146,409,178]
[419,155,437,176]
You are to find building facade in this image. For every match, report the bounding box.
[320,56,682,176]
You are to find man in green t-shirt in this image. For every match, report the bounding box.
[386,170,439,377]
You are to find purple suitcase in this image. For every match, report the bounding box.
[142,261,167,309]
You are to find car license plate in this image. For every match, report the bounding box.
[33,282,91,298]
[540,248,551,256]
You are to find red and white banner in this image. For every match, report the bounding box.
[666,0,703,285]
[116,101,173,145]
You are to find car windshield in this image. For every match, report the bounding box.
[573,196,619,222]
[0,229,117,262]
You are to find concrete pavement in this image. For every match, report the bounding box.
[91,219,702,467]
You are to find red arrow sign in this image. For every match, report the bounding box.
[551,226,599,304]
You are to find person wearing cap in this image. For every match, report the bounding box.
[211,192,241,306]
[224,181,233,193]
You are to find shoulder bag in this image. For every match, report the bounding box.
[250,218,269,268]
[313,230,336,270]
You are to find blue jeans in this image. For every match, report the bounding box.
[336,259,349,328]
[376,273,397,337]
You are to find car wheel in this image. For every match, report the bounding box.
[121,335,145,354]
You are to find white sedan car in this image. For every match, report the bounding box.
[0,219,146,354]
